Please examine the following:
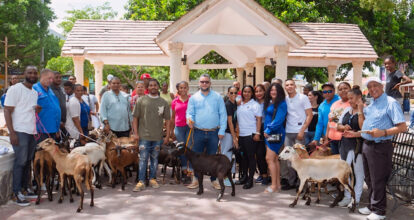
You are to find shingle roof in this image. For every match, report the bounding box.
[288,23,378,60]
[61,20,173,56]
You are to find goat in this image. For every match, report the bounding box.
[158,142,182,184]
[33,149,55,204]
[279,145,355,212]
[38,138,94,213]
[177,143,235,202]
[0,127,9,136]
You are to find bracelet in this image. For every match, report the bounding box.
[384,129,388,136]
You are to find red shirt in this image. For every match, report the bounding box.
[171,96,190,127]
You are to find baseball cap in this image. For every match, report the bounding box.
[107,74,114,81]
[140,73,151,80]
[321,82,335,89]
[365,77,383,86]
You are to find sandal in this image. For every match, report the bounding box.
[264,186,279,193]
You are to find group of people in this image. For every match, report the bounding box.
[3,55,409,220]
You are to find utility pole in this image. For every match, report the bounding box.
[1,36,25,89]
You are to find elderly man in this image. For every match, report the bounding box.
[4,66,39,206]
[33,69,61,141]
[100,77,132,137]
[344,78,406,220]
[186,74,227,189]
[271,77,283,85]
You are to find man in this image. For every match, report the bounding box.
[51,71,67,129]
[68,75,77,84]
[99,74,113,101]
[10,75,19,86]
[186,74,227,189]
[33,69,61,141]
[303,84,313,95]
[262,81,270,91]
[4,66,39,206]
[132,79,171,192]
[281,79,313,190]
[271,77,283,85]
[311,82,339,145]
[63,81,74,102]
[100,77,132,137]
[233,81,242,101]
[384,55,411,105]
[344,77,406,220]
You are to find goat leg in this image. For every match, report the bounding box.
[86,166,94,207]
[217,178,225,202]
[121,169,127,191]
[58,174,65,203]
[289,179,306,208]
[35,162,41,205]
[75,178,84,213]
[330,183,344,208]
[68,176,74,203]
[162,164,167,184]
[316,183,321,204]
[228,172,235,197]
[46,169,52,202]
[196,172,204,195]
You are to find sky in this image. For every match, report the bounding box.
[49,0,129,34]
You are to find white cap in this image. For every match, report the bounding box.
[365,77,383,86]
[107,74,114,81]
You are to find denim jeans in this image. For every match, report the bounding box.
[305,131,315,146]
[193,128,219,181]
[138,139,162,181]
[174,125,191,169]
[12,132,36,193]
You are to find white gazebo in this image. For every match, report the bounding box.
[62,0,378,94]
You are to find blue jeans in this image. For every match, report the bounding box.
[193,128,219,181]
[138,139,162,181]
[305,131,315,146]
[329,140,340,155]
[12,132,36,193]
[174,125,191,169]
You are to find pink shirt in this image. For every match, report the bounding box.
[327,100,350,140]
[171,96,190,127]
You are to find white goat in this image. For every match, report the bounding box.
[279,145,356,212]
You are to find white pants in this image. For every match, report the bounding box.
[344,150,364,203]
[220,133,235,174]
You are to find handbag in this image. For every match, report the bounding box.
[266,103,283,144]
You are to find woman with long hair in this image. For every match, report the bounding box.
[263,83,287,193]
[235,85,262,189]
[305,91,323,145]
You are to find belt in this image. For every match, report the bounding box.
[363,139,392,145]
[195,127,218,132]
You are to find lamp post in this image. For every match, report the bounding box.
[1,36,25,88]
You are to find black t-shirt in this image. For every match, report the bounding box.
[385,70,404,99]
[308,107,318,132]
[225,99,237,134]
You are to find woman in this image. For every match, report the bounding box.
[82,86,100,129]
[221,86,238,187]
[326,82,351,154]
[65,84,90,139]
[130,81,145,110]
[337,86,365,207]
[236,85,262,189]
[160,82,175,107]
[171,81,191,184]
[263,83,287,193]
[254,84,270,185]
[305,91,323,145]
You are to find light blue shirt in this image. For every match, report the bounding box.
[314,94,340,141]
[100,90,132,132]
[361,93,405,142]
[186,90,227,135]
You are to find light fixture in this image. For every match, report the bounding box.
[247,72,253,78]
[181,55,187,65]
[270,58,277,67]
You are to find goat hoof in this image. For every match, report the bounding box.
[111,184,115,188]
[197,191,203,195]
[35,199,40,205]
[96,184,102,189]
[58,199,63,203]
[70,198,74,203]
[90,202,94,207]
[329,203,337,208]
[305,201,311,206]
[348,206,355,213]
[289,203,296,208]
[121,186,125,191]
[315,199,320,204]
[76,208,82,213]
[231,192,235,197]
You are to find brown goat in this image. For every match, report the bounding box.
[33,150,56,204]
[38,138,94,213]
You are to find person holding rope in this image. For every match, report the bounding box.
[4,66,40,206]
[65,84,90,139]
[33,69,61,141]
[186,74,227,190]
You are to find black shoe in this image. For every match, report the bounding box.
[261,177,270,185]
[282,184,296,191]
[243,179,253,189]
[235,176,248,185]
[14,193,30,207]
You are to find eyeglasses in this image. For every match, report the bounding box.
[199,81,210,84]
[322,90,333,94]
[229,92,237,95]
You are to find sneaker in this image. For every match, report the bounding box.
[211,180,221,190]
[366,213,386,220]
[133,181,145,192]
[14,192,30,207]
[255,176,263,183]
[224,178,231,187]
[338,197,352,207]
[22,189,37,200]
[359,207,372,215]
[149,179,160,189]
[187,177,199,189]
[262,177,270,185]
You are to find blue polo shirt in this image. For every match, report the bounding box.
[33,82,61,133]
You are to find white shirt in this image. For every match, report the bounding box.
[286,93,312,133]
[65,97,81,139]
[4,83,38,134]
[237,99,262,136]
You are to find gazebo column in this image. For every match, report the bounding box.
[181,64,189,82]
[236,67,244,86]
[93,61,104,97]
[245,63,254,86]
[327,65,338,84]
[255,58,265,85]
[275,45,289,82]
[352,61,364,87]
[168,42,183,92]
[73,56,85,85]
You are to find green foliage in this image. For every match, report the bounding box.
[58,2,117,37]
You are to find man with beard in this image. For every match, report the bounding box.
[185,74,227,190]
[132,79,171,192]
[4,66,40,206]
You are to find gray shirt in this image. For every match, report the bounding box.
[51,85,66,123]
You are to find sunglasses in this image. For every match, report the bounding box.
[229,92,237,95]
[200,81,210,84]
[322,90,333,94]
